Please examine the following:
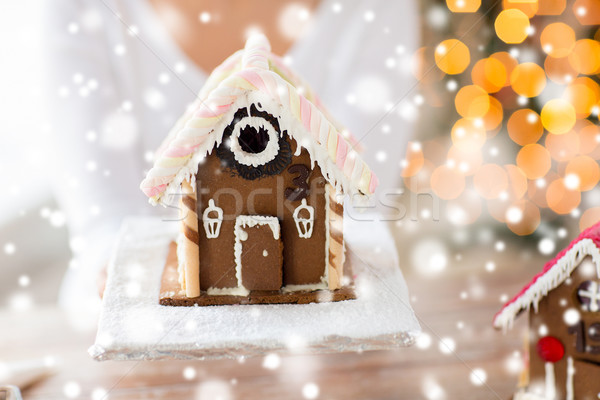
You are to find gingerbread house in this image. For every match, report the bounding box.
[140,34,377,306]
[494,221,600,400]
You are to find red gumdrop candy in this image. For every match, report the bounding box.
[536,336,565,363]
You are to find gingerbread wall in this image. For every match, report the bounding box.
[528,257,600,398]
[195,137,330,291]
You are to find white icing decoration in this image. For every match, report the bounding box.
[206,286,249,296]
[566,356,574,400]
[545,362,556,400]
[494,238,600,331]
[230,116,280,167]
[232,215,280,295]
[263,250,268,257]
[293,199,315,239]
[282,283,327,293]
[578,280,600,312]
[202,199,223,239]
[284,186,331,293]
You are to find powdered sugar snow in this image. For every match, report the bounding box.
[89,216,420,360]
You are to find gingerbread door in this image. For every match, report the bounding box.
[235,216,283,291]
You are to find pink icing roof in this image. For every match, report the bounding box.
[493,220,600,328]
[140,34,376,205]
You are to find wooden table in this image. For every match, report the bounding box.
[2,245,538,399]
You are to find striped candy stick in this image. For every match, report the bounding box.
[179,179,200,297]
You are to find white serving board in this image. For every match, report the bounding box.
[89,216,420,360]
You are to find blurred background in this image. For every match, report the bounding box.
[1,0,600,399]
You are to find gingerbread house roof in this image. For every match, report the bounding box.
[140,34,377,206]
[493,221,600,331]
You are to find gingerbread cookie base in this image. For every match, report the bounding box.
[159,242,356,306]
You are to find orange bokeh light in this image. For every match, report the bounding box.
[516,144,552,179]
[435,39,471,75]
[537,0,566,15]
[503,0,538,18]
[573,0,600,25]
[490,52,518,87]
[447,146,483,176]
[471,58,508,93]
[545,130,580,162]
[505,199,541,236]
[505,164,528,200]
[540,23,576,58]
[510,62,547,98]
[541,99,576,134]
[579,122,600,160]
[495,9,530,44]
[568,39,600,75]
[482,97,504,132]
[446,0,481,12]
[565,155,600,191]
[507,109,544,146]
[580,207,600,232]
[563,79,599,118]
[528,172,559,208]
[431,165,466,200]
[455,85,490,118]
[474,164,509,199]
[544,55,578,84]
[451,118,487,151]
[546,178,581,215]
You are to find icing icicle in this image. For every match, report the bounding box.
[494,222,600,331]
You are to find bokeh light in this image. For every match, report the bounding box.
[451,118,487,151]
[541,99,576,134]
[569,39,600,75]
[545,130,579,161]
[446,0,481,13]
[431,165,466,200]
[505,199,541,236]
[579,123,600,160]
[563,77,600,118]
[546,178,581,214]
[407,0,600,236]
[482,97,504,132]
[435,39,471,74]
[504,0,538,18]
[516,144,551,179]
[544,55,578,84]
[565,155,600,191]
[507,109,543,146]
[447,146,483,176]
[510,63,547,98]
[495,9,530,44]
[540,23,576,58]
[580,207,600,231]
[490,52,518,86]
[455,85,490,118]
[473,164,508,199]
[471,58,507,93]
